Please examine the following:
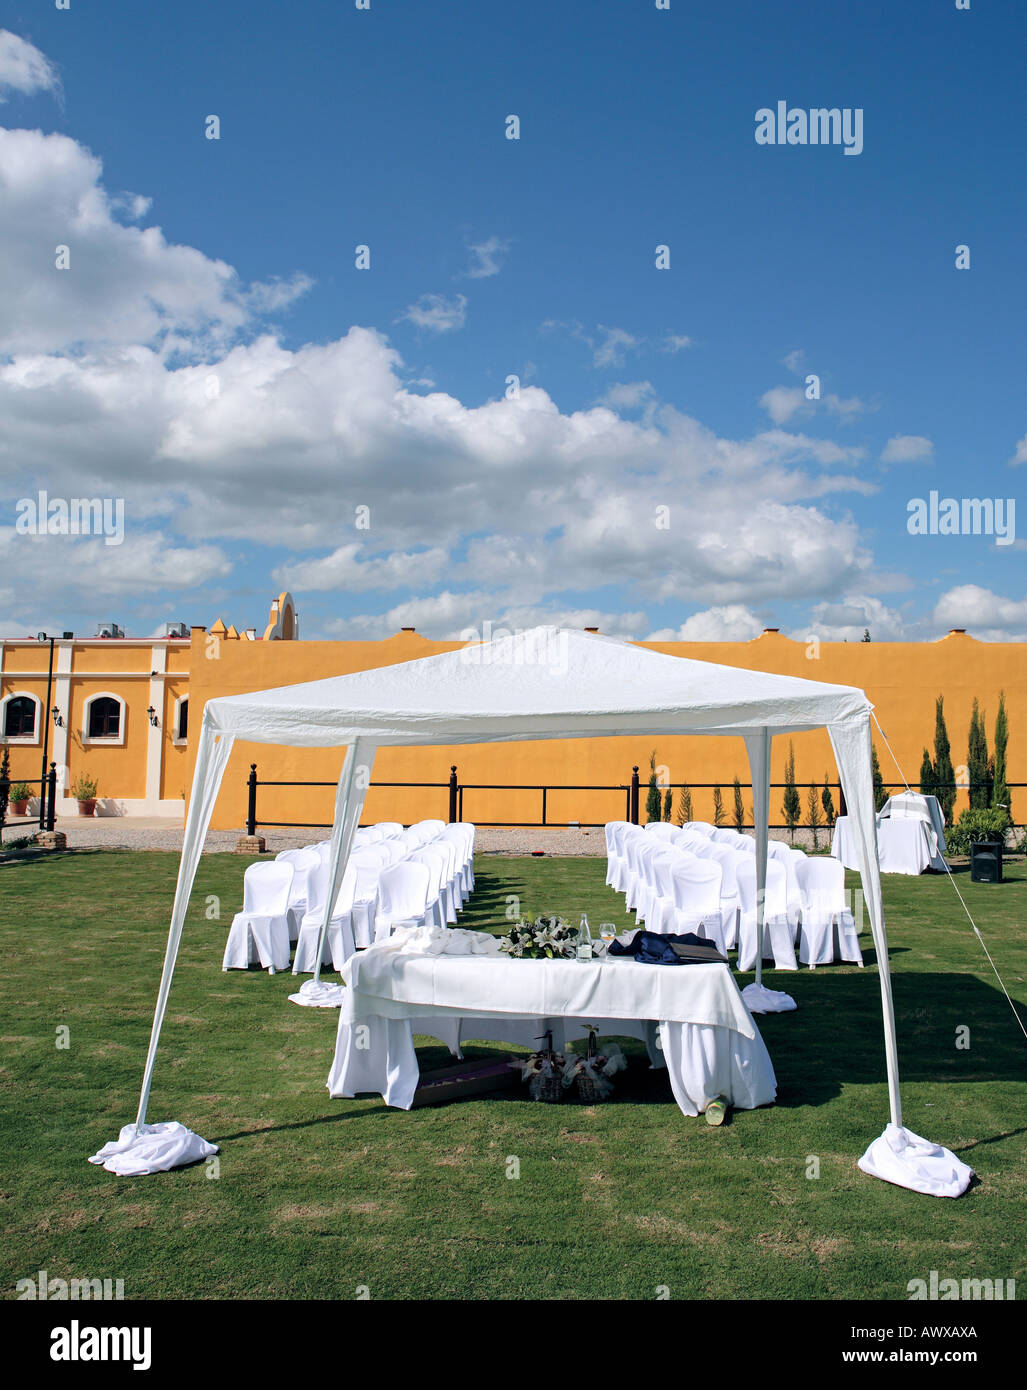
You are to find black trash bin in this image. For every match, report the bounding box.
[969,840,1003,883]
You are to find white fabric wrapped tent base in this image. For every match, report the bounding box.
[88,1122,217,1176]
[742,983,797,1013]
[288,979,346,1008]
[858,1124,974,1198]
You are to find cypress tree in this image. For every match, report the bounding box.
[821,774,836,829]
[732,776,745,832]
[919,747,935,798]
[782,741,801,842]
[933,695,955,825]
[676,782,693,826]
[712,784,725,826]
[0,742,9,839]
[967,698,990,810]
[662,787,673,822]
[807,781,822,850]
[871,741,888,813]
[992,691,1010,821]
[645,750,662,824]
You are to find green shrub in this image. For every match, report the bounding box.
[10,783,32,802]
[946,807,1011,856]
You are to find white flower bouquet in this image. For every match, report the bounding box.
[498,915,578,960]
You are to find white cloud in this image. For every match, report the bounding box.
[597,381,654,410]
[760,386,806,424]
[662,334,693,353]
[1009,433,1027,466]
[245,273,314,314]
[648,605,765,642]
[782,349,805,374]
[273,544,448,593]
[397,292,467,333]
[933,585,1027,639]
[0,127,313,356]
[0,31,60,102]
[463,236,509,279]
[592,325,638,369]
[0,527,231,597]
[797,595,907,642]
[760,384,868,426]
[881,434,934,464]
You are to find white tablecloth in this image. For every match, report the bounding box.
[327,947,777,1117]
[879,793,947,866]
[832,814,940,875]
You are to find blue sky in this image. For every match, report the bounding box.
[0,0,1024,641]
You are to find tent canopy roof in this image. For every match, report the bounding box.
[203,625,873,747]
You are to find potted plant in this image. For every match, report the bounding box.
[9,783,32,817]
[71,773,99,817]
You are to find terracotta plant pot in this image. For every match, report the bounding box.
[11,800,28,817]
[77,798,97,817]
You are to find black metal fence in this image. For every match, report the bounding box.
[244,764,1021,833]
[0,763,56,840]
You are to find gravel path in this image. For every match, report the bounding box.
[3,816,831,856]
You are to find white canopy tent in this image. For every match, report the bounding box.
[92,627,972,1194]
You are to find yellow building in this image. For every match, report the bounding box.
[3,592,1024,831]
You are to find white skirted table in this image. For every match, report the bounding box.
[833,813,941,875]
[327,945,777,1117]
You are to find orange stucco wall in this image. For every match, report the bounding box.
[183,628,1027,831]
[4,628,1023,829]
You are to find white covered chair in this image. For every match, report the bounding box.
[440,823,474,903]
[702,842,745,949]
[374,861,432,941]
[644,821,680,841]
[769,841,805,931]
[668,854,725,950]
[275,846,321,942]
[796,857,863,968]
[621,829,649,914]
[735,858,797,972]
[223,861,295,974]
[374,822,406,839]
[292,860,359,973]
[605,821,632,892]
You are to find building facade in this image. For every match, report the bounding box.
[2,595,1023,832]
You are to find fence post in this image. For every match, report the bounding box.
[46,763,57,832]
[630,766,640,824]
[246,764,257,837]
[448,765,458,823]
[838,783,847,818]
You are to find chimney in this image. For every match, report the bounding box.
[762,627,780,634]
[401,626,416,632]
[948,628,967,635]
[584,626,599,633]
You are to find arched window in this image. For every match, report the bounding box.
[176,697,188,742]
[87,696,121,739]
[3,695,37,739]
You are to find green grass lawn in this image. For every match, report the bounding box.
[1,848,1025,1301]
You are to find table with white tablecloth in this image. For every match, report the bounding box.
[832,813,942,875]
[327,945,777,1117]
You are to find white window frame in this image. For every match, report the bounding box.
[82,691,127,747]
[172,694,189,747]
[1,691,42,745]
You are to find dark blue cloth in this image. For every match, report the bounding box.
[608,930,718,965]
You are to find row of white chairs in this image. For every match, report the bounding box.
[223,820,476,975]
[605,821,862,970]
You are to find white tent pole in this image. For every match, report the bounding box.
[828,717,903,1129]
[745,729,771,987]
[134,721,235,1134]
[312,739,376,985]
